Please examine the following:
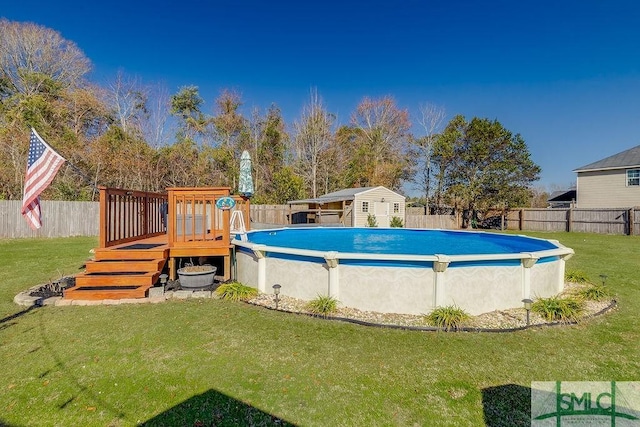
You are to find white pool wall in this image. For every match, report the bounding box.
[233,230,574,316]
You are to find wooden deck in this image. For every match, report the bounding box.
[64,187,249,301]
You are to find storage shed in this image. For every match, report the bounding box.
[288,186,406,227]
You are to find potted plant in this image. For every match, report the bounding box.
[177,264,217,288]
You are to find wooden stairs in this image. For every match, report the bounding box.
[64,241,169,300]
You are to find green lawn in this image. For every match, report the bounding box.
[0,233,638,426]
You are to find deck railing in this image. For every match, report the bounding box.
[99,186,168,248]
[167,187,250,250]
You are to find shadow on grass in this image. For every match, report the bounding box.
[482,384,531,427]
[0,305,39,331]
[34,308,294,426]
[140,389,296,427]
[0,419,20,427]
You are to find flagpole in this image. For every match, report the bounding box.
[64,160,100,193]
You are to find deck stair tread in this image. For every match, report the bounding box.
[85,258,165,273]
[64,284,152,300]
[74,271,160,287]
[93,247,168,261]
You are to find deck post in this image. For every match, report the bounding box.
[169,257,176,281]
[224,252,231,281]
[99,186,107,248]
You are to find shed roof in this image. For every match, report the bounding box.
[289,186,405,205]
[574,145,640,172]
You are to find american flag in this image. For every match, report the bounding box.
[21,129,66,230]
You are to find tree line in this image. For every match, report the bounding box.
[0,19,543,215]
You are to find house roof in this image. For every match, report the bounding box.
[289,186,405,205]
[574,145,640,172]
[547,189,576,202]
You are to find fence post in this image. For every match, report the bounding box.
[567,208,573,232]
[519,209,524,231]
[628,208,634,236]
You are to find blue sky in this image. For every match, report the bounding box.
[3,0,640,192]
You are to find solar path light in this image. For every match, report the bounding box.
[522,298,533,326]
[272,284,281,310]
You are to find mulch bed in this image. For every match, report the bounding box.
[29,277,75,299]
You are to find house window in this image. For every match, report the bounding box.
[627,169,640,186]
[362,201,369,213]
[393,202,400,214]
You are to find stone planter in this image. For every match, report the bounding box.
[177,265,217,288]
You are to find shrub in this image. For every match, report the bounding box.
[366,214,378,227]
[532,296,584,322]
[427,306,470,331]
[577,284,612,302]
[215,282,258,302]
[306,295,339,316]
[565,270,590,283]
[390,216,404,227]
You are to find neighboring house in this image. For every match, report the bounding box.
[547,188,576,208]
[573,145,640,208]
[288,186,406,227]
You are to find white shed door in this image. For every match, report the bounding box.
[374,202,390,227]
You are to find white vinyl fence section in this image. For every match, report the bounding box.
[0,200,99,238]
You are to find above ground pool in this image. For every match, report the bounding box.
[233,228,574,316]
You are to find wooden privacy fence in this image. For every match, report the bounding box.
[250,204,293,225]
[3,202,639,238]
[0,200,99,238]
[405,214,458,229]
[249,205,458,229]
[250,205,640,235]
[506,208,639,235]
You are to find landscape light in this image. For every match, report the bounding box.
[522,298,533,326]
[272,284,281,310]
[159,274,168,287]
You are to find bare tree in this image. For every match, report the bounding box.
[412,103,445,209]
[141,82,172,148]
[0,19,91,97]
[0,20,96,199]
[351,96,412,190]
[106,70,147,135]
[293,88,334,198]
